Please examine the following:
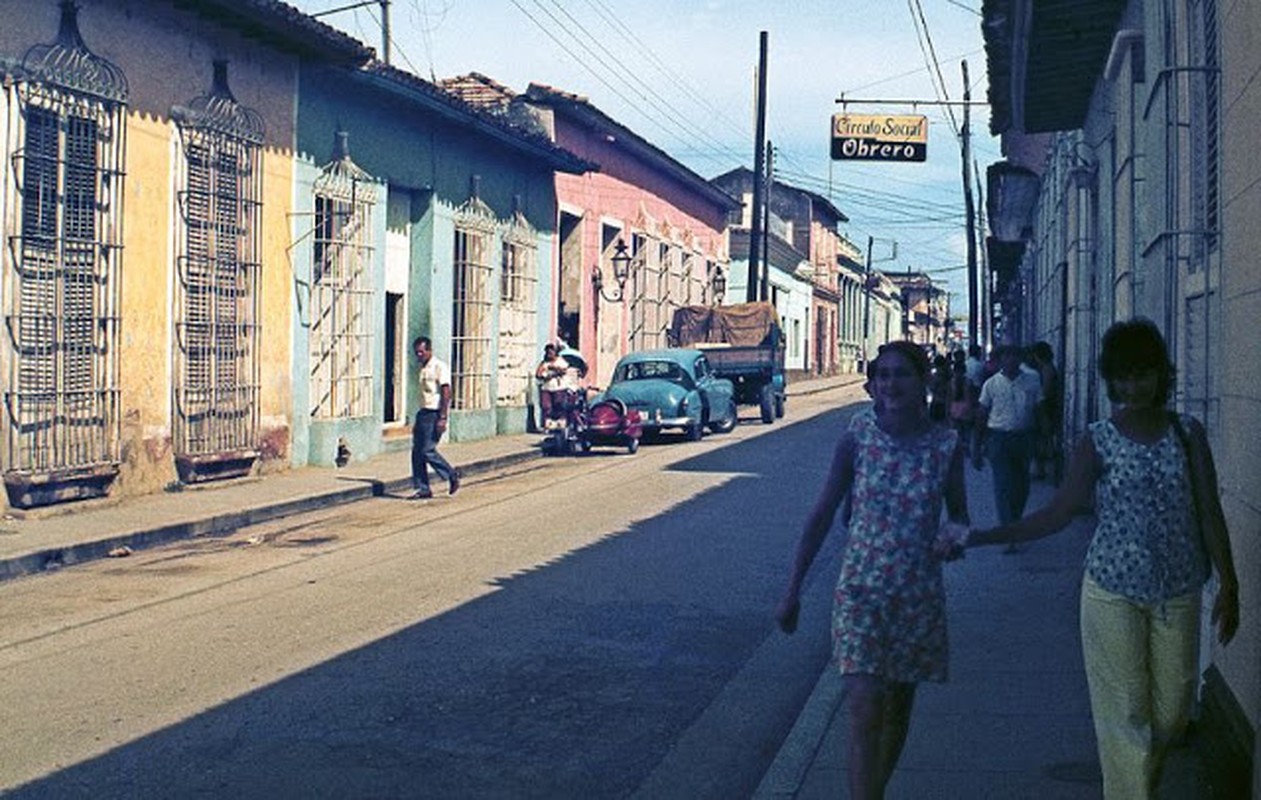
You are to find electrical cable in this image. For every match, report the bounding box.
[498,0,706,155]
[581,0,752,145]
[304,0,985,282]
[777,168,970,216]
[942,0,981,16]
[906,0,961,140]
[841,47,983,95]
[528,0,742,163]
[362,3,427,78]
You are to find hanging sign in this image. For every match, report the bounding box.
[831,113,928,162]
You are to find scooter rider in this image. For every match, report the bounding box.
[536,344,575,422]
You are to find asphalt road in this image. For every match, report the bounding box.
[0,384,869,799]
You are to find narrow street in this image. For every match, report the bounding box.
[0,383,869,799]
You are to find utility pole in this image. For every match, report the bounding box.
[961,60,979,347]
[975,160,990,352]
[381,0,391,65]
[747,31,768,303]
[761,140,774,302]
[861,238,898,366]
[312,1,392,64]
[862,235,874,368]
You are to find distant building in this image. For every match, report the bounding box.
[884,272,948,351]
[710,168,854,375]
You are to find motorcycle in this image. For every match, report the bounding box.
[542,388,589,456]
[540,348,642,456]
[542,391,643,456]
[580,397,644,455]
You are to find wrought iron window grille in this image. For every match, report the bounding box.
[500,209,537,308]
[452,190,496,411]
[1,1,126,506]
[497,208,537,407]
[311,131,377,420]
[171,61,263,479]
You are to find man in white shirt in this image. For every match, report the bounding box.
[410,336,460,499]
[976,344,1043,539]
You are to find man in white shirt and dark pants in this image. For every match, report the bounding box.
[410,336,460,499]
[976,345,1042,547]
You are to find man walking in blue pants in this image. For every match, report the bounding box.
[975,344,1041,550]
[410,336,460,499]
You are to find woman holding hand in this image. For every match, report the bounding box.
[961,319,1239,799]
[776,341,969,800]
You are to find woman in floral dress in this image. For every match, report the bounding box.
[776,341,969,800]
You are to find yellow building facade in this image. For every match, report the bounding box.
[0,0,369,508]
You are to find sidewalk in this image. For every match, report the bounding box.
[755,458,1214,799]
[0,373,861,583]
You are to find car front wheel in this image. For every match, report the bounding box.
[685,420,704,441]
[709,400,738,433]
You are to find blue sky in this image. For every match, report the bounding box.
[292,0,999,310]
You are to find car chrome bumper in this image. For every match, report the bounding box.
[637,415,693,428]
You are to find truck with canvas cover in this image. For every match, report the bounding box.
[668,302,786,423]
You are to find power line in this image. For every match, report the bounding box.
[361,3,428,77]
[941,0,982,16]
[776,168,969,216]
[500,0,709,158]
[840,47,983,94]
[403,0,446,80]
[906,0,960,140]
[581,0,752,145]
[531,0,740,161]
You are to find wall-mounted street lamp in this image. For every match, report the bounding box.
[593,238,632,302]
[710,267,727,304]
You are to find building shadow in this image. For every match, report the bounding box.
[9,404,867,799]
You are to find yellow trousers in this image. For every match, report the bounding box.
[1080,576,1201,800]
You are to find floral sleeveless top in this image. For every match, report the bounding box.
[839,410,958,593]
[1085,416,1209,604]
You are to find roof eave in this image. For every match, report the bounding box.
[176,0,375,64]
[528,87,741,211]
[356,67,594,174]
[983,0,1125,135]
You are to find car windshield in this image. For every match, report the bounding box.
[613,360,691,386]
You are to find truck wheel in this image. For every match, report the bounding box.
[627,437,640,455]
[686,421,704,441]
[759,384,775,424]
[774,393,785,418]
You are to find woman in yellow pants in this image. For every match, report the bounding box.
[958,319,1239,799]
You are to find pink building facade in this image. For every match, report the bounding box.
[524,85,739,386]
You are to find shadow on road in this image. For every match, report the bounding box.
[10,403,867,800]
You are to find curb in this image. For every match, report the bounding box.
[752,667,843,798]
[787,375,866,399]
[0,375,861,584]
[0,447,543,583]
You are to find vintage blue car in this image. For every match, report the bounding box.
[599,349,738,440]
